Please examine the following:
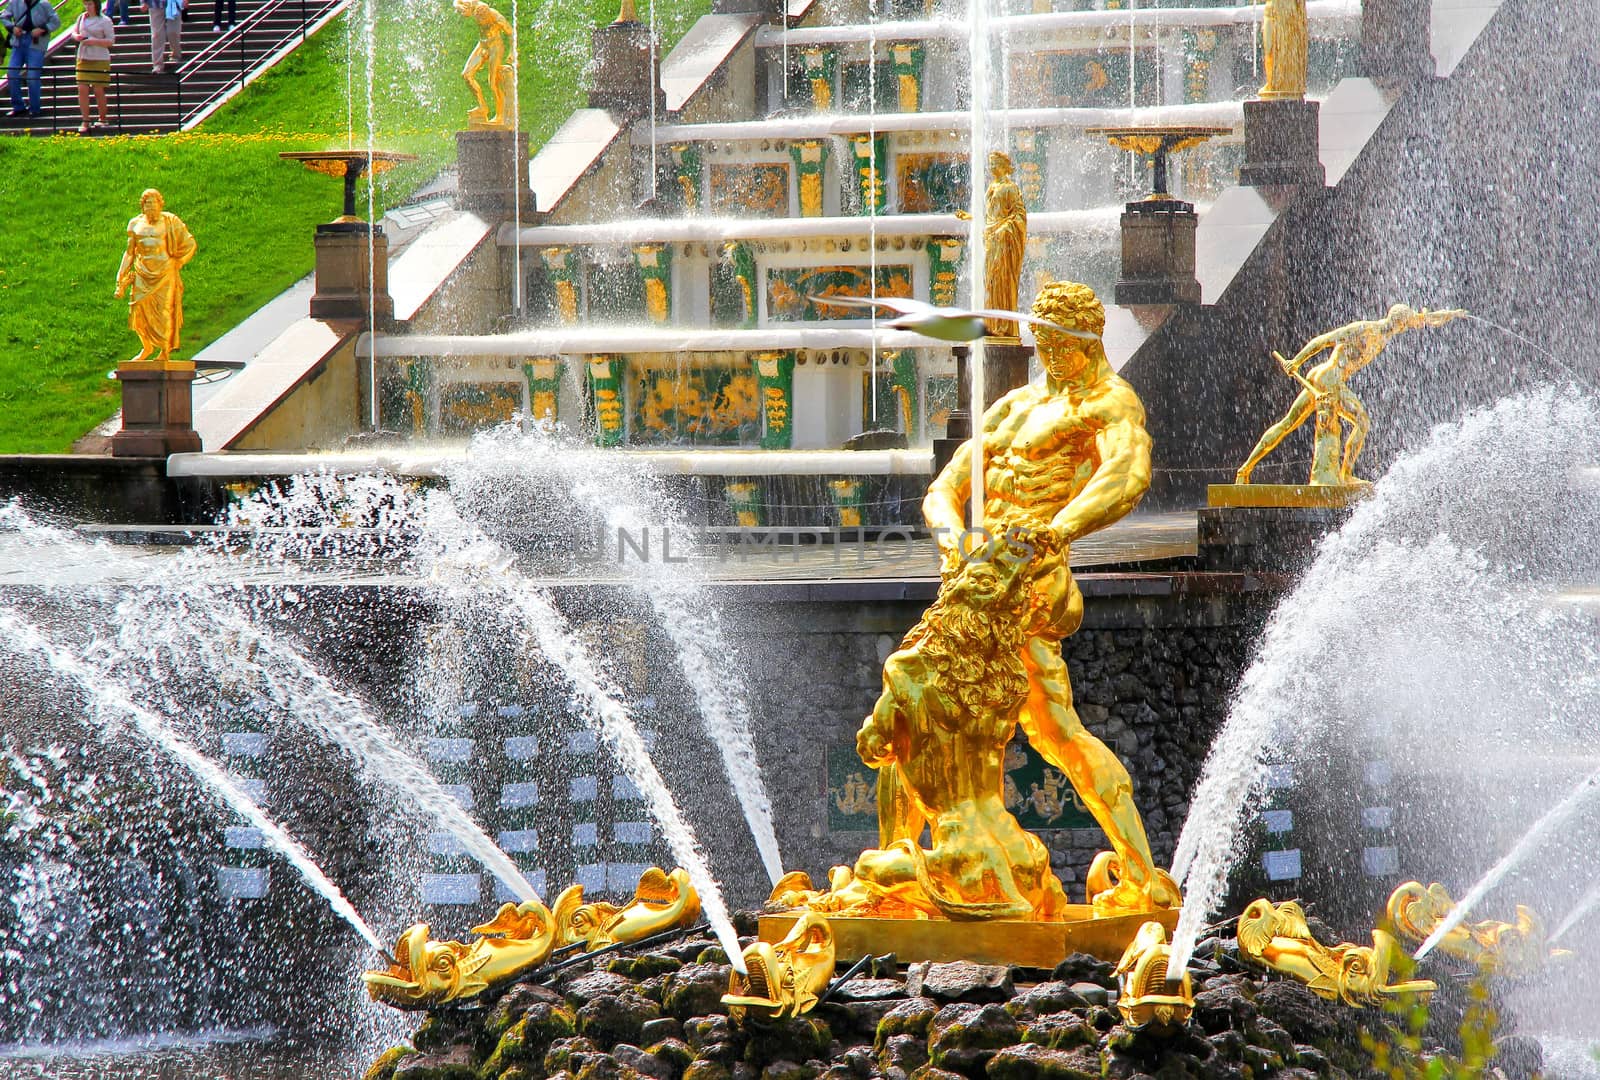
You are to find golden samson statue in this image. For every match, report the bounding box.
[773,283,1179,929]
[115,189,196,364]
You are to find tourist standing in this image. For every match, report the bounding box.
[104,0,129,25]
[143,0,181,73]
[3,0,61,117]
[72,0,113,132]
[209,0,234,30]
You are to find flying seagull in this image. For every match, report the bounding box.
[806,295,1099,344]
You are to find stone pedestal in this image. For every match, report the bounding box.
[931,346,973,477]
[588,21,665,118]
[1361,0,1433,85]
[1114,199,1200,307]
[112,362,203,458]
[982,342,1032,406]
[455,129,536,219]
[1239,99,1326,188]
[1197,505,1356,571]
[310,223,392,322]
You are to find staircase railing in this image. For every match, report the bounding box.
[174,0,349,128]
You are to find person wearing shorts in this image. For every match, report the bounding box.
[73,0,115,131]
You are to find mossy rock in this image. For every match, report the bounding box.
[612,954,686,979]
[664,965,735,1020]
[364,1045,419,1080]
[579,993,665,1048]
[395,1044,478,1080]
[927,1004,1020,1077]
[481,984,570,1052]
[574,1051,637,1080]
[759,1060,816,1080]
[415,1011,483,1055]
[496,1069,537,1080]
[697,947,731,965]
[683,1063,732,1080]
[1005,984,1090,1022]
[985,1043,1098,1080]
[480,1006,581,1079]
[684,1016,737,1051]
[743,1017,832,1068]
[875,999,940,1048]
[547,1036,601,1074]
[647,1037,697,1077]
[878,1032,929,1074]
[1021,1014,1095,1051]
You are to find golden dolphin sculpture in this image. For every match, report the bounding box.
[363,900,558,1009]
[1236,899,1435,1008]
[1386,881,1567,975]
[1115,920,1193,1029]
[553,866,702,950]
[723,912,837,1022]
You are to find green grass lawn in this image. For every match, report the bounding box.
[0,0,705,452]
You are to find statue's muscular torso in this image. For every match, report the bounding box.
[979,377,1135,529]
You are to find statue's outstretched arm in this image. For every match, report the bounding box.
[1050,393,1151,543]
[1282,333,1336,373]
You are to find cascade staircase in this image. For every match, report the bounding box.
[0,0,345,135]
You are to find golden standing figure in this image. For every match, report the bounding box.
[780,283,1178,922]
[1258,0,1309,100]
[959,152,1028,341]
[114,189,196,364]
[455,0,515,129]
[1236,304,1466,486]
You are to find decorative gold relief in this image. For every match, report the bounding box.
[1236,899,1436,1008]
[724,912,837,1022]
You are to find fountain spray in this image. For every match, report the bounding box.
[0,605,383,953]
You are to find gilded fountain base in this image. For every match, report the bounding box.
[1207,482,1371,509]
[758,905,1179,968]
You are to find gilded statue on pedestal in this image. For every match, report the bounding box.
[114,189,196,364]
[958,151,1028,341]
[775,282,1179,922]
[1258,0,1308,100]
[1236,303,1465,486]
[455,0,515,129]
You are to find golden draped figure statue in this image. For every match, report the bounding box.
[959,151,1028,341]
[773,282,1179,923]
[1236,304,1465,486]
[114,189,196,364]
[455,0,515,129]
[1259,0,1309,100]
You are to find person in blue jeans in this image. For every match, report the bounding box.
[3,0,61,116]
[105,0,130,24]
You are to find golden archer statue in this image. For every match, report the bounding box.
[957,151,1028,341]
[773,282,1178,921]
[1236,303,1465,486]
[455,0,515,129]
[115,189,196,364]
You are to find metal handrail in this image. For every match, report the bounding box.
[0,0,344,135]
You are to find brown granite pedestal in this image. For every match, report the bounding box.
[1114,199,1201,306]
[1239,99,1326,188]
[112,361,203,457]
[455,128,535,219]
[310,222,393,322]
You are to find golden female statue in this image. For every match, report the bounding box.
[455,0,515,129]
[777,283,1179,921]
[1259,0,1308,99]
[114,189,196,364]
[962,152,1028,340]
[1236,303,1464,486]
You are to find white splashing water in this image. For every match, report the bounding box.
[451,426,784,886]
[0,605,383,953]
[225,473,750,970]
[1167,388,1600,974]
[0,505,541,908]
[1415,766,1600,959]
